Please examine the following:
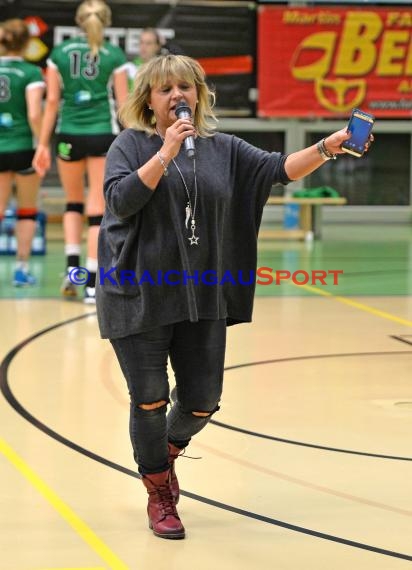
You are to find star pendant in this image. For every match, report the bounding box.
[189,235,199,245]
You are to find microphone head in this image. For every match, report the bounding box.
[175,100,192,119]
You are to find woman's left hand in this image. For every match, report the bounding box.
[324,128,374,156]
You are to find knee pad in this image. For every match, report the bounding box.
[87,215,103,227]
[16,208,37,221]
[65,202,84,214]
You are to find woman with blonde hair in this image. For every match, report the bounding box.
[0,19,44,286]
[33,0,128,303]
[96,54,371,539]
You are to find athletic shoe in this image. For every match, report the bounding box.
[60,273,77,298]
[83,286,96,305]
[13,268,36,287]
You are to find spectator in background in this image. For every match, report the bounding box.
[0,19,45,286]
[126,28,163,88]
[32,0,128,303]
[139,28,163,64]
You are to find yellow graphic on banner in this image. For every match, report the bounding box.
[314,78,366,113]
[287,10,412,112]
[398,79,412,93]
[291,32,335,80]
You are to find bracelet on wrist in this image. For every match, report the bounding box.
[156,151,169,176]
[317,138,337,161]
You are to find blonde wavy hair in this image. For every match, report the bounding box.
[119,54,217,137]
[75,0,111,56]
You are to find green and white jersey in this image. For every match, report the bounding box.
[48,37,127,135]
[0,57,44,153]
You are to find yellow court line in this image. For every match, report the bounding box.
[0,438,129,570]
[297,283,412,328]
[38,568,106,569]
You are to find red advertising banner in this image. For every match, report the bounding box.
[258,6,412,118]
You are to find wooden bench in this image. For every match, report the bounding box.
[261,196,347,240]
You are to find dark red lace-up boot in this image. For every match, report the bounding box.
[142,469,185,539]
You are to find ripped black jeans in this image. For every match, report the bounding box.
[110,319,226,475]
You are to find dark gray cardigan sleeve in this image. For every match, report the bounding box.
[103,130,155,220]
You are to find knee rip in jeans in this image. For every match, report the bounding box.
[191,404,220,418]
[138,400,168,411]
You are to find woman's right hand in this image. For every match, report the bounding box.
[161,118,196,160]
[32,144,51,178]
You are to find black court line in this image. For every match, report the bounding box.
[1,315,412,563]
[209,352,412,462]
[210,418,412,461]
[391,335,412,347]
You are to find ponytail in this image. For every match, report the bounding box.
[75,0,111,56]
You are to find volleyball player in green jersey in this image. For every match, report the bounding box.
[0,19,45,286]
[33,0,128,303]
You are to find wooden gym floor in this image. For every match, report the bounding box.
[0,223,411,569]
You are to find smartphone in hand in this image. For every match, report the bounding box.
[341,108,375,157]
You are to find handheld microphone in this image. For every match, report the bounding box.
[175,100,195,159]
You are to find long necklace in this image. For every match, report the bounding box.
[156,130,199,245]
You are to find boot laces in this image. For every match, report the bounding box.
[156,484,179,518]
[171,447,202,461]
